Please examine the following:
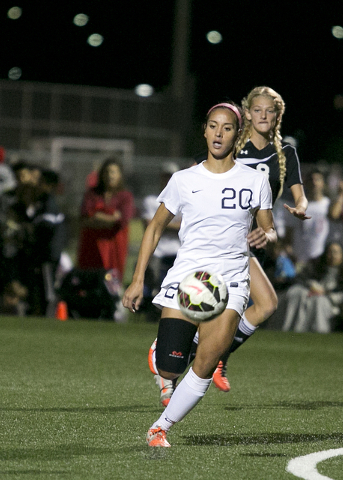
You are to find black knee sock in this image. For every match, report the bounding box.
[228,329,253,353]
[187,318,256,371]
[220,317,256,369]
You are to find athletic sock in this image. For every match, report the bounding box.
[230,314,257,352]
[219,314,257,369]
[150,367,212,432]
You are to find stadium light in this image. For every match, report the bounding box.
[87,34,104,47]
[206,30,223,44]
[332,26,343,39]
[134,84,154,97]
[8,67,22,80]
[7,6,22,20]
[73,13,89,27]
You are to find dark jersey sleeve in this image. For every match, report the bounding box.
[284,144,303,188]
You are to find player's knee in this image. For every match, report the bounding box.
[266,290,278,315]
[257,290,278,319]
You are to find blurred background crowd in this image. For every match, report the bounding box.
[1,149,343,334]
[0,1,342,333]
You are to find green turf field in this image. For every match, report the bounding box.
[0,316,342,480]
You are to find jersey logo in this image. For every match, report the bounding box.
[240,149,248,155]
[192,189,202,193]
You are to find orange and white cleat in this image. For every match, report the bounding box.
[148,338,158,375]
[213,361,231,392]
[146,426,171,447]
[154,375,175,407]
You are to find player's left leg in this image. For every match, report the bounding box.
[148,326,200,406]
[213,257,278,390]
[149,312,198,407]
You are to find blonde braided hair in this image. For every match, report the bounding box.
[235,86,286,198]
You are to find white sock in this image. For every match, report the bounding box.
[193,330,199,345]
[240,312,257,335]
[150,367,212,432]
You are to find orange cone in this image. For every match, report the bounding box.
[55,300,68,321]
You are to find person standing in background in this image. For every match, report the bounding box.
[328,178,343,243]
[77,157,135,281]
[283,168,330,271]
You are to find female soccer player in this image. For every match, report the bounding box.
[122,103,277,447]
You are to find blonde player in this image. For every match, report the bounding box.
[211,87,310,390]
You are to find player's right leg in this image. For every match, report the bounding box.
[213,257,278,391]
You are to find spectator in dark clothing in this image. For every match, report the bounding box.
[0,164,66,316]
[28,169,66,315]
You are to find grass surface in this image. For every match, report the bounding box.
[0,316,342,479]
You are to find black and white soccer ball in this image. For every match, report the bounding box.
[177,271,228,322]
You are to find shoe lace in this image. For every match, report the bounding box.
[151,427,165,439]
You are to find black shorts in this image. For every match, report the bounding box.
[250,247,266,267]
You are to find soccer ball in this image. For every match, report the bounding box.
[177,271,228,322]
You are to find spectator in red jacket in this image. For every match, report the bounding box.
[77,157,135,281]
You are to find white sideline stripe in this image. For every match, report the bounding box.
[286,448,343,480]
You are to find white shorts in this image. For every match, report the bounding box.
[152,281,249,318]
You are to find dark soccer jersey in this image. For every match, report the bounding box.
[236,140,303,205]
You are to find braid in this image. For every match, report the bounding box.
[234,95,252,156]
[273,117,286,198]
[234,120,251,157]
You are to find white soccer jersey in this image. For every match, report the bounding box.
[156,161,272,297]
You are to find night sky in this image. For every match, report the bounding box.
[1,1,342,161]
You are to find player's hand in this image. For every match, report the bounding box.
[283,203,311,220]
[247,227,268,249]
[122,281,144,313]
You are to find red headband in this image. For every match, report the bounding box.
[207,103,242,129]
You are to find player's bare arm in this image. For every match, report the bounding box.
[284,183,311,220]
[123,203,175,312]
[248,209,277,249]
